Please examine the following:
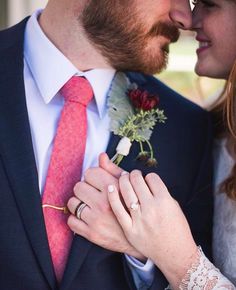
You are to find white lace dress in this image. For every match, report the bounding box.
[178,139,236,289]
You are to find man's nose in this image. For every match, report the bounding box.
[169,1,192,30]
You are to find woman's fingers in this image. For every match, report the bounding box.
[129,170,153,204]
[107,184,132,231]
[119,170,153,211]
[119,172,140,211]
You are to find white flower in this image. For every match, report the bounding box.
[116,137,132,156]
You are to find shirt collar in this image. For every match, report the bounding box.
[24,9,116,118]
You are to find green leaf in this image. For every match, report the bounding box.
[107,72,136,134]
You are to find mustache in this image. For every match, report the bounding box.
[148,22,180,43]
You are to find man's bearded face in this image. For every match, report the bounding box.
[80,0,180,74]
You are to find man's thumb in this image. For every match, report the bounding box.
[99,153,124,178]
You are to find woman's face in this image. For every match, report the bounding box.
[192,0,236,79]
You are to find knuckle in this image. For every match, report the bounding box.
[130,170,142,182]
[145,172,158,182]
[84,167,94,179]
[83,169,90,180]
[74,182,88,199]
[67,215,75,229]
[67,198,74,210]
[67,197,80,213]
[131,169,142,177]
[73,182,83,195]
[73,182,79,193]
[98,201,111,213]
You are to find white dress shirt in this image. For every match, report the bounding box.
[24,9,154,289]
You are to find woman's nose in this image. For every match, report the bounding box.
[191,6,202,30]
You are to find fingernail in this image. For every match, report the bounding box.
[121,171,129,176]
[108,185,115,193]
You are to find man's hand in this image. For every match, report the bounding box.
[67,153,145,260]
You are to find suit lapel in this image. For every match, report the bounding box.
[0,32,56,289]
[60,235,92,290]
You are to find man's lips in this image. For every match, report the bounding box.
[196,37,211,54]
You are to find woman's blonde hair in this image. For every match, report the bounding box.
[215,60,236,199]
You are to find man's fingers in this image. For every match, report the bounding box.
[99,153,123,178]
[67,215,89,237]
[84,166,119,192]
[67,196,82,215]
[73,181,102,206]
[107,184,132,231]
[67,197,91,224]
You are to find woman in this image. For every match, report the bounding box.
[107,0,236,289]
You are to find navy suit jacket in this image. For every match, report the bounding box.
[0,18,213,290]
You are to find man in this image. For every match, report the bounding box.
[0,1,213,290]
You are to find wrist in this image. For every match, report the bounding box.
[157,242,198,289]
[126,247,146,262]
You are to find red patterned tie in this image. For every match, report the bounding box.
[42,76,93,281]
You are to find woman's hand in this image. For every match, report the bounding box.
[106,169,198,289]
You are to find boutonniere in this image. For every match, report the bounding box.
[107,72,167,166]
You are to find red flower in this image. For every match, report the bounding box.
[128,89,159,111]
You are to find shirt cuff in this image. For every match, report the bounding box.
[125,254,155,289]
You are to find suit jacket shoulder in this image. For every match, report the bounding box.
[0,17,28,54]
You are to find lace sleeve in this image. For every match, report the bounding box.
[178,247,236,290]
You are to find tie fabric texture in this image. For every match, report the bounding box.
[42,76,93,281]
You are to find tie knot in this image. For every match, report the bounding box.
[60,76,93,106]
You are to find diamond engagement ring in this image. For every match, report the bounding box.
[75,202,87,220]
[129,202,139,211]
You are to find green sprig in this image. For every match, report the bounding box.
[107,72,167,166]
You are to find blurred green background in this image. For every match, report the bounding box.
[158,32,225,108]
